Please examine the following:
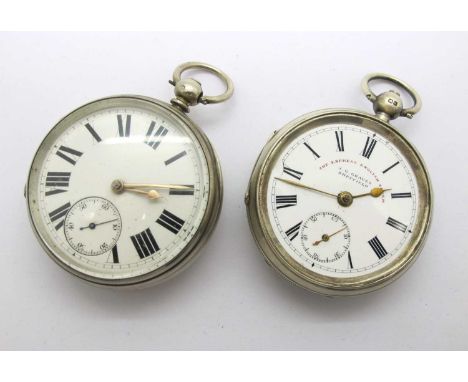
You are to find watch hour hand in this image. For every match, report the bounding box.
[123,188,161,200]
[353,187,391,198]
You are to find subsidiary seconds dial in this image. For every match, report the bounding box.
[64,197,122,257]
[300,212,350,264]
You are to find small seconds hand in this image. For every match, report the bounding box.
[80,218,119,230]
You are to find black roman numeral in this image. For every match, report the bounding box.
[169,185,195,196]
[117,114,131,137]
[348,251,353,269]
[165,151,187,166]
[55,146,83,166]
[335,131,344,152]
[368,236,387,259]
[145,122,168,150]
[391,192,412,199]
[45,172,71,196]
[303,142,320,159]
[112,245,119,263]
[386,217,408,233]
[49,202,71,231]
[382,161,400,173]
[156,209,185,234]
[285,221,302,241]
[362,137,377,158]
[85,123,102,142]
[275,195,297,209]
[130,228,160,259]
[283,166,303,180]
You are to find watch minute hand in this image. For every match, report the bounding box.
[123,183,193,190]
[274,177,336,198]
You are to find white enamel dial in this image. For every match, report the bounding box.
[267,123,418,277]
[28,100,211,282]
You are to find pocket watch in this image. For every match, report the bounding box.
[25,62,234,288]
[245,73,432,296]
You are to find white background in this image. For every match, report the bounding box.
[0,32,467,350]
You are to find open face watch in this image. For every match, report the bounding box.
[26,62,233,288]
[245,73,432,296]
